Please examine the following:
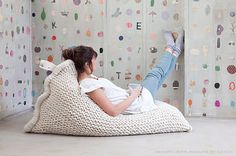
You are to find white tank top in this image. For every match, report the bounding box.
[79,74,158,114]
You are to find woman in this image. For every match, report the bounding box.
[62,30,184,117]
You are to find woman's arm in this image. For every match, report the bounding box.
[87,87,141,117]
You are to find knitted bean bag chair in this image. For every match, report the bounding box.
[24,59,192,136]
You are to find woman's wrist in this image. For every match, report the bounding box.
[128,95,136,102]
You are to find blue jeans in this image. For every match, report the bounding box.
[141,51,177,100]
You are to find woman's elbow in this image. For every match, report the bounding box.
[108,109,120,117]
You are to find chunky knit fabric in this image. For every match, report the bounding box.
[24,59,192,136]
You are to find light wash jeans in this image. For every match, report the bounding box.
[141,51,177,100]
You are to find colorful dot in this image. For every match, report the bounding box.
[0,77,2,86]
[119,36,124,41]
[97,31,104,37]
[214,83,220,89]
[34,47,41,53]
[230,101,235,107]
[162,84,167,88]
[126,9,132,16]
[51,35,56,40]
[135,74,142,81]
[203,64,208,69]
[10,50,14,56]
[4,80,9,86]
[126,22,132,28]
[86,30,91,37]
[99,60,104,67]
[111,61,114,67]
[188,99,192,107]
[127,47,132,52]
[23,55,27,62]
[99,48,103,53]
[230,11,235,17]
[215,65,220,71]
[161,11,170,20]
[215,100,221,107]
[47,55,53,62]
[18,90,22,96]
[35,71,39,76]
[32,90,36,97]
[23,88,26,98]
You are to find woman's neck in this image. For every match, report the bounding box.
[78,72,90,82]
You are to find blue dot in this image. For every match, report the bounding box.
[119,36,124,41]
[23,88,27,98]
[32,13,36,17]
[32,90,36,97]
[230,101,235,107]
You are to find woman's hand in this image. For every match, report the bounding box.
[128,86,142,100]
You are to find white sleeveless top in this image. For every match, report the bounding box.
[79,75,158,115]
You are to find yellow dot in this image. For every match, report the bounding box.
[0,14,3,22]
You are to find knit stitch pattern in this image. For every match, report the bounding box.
[24,59,192,136]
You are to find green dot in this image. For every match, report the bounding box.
[74,13,78,20]
[203,64,208,69]
[111,61,114,67]
[215,65,220,71]
[41,8,46,21]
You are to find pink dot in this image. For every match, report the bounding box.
[126,22,132,28]
[215,100,221,107]
[10,16,13,23]
[97,31,104,37]
[26,26,31,35]
[51,36,56,40]
[10,50,14,56]
[127,47,132,52]
[5,80,9,86]
[18,90,22,96]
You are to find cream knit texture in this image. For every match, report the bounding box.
[24,59,192,136]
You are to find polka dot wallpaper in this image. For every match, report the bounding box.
[185,0,236,117]
[31,0,185,113]
[0,0,32,119]
[1,0,235,119]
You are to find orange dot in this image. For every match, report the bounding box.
[188,99,192,107]
[86,30,91,37]
[149,32,157,41]
[47,55,53,62]
[135,74,142,81]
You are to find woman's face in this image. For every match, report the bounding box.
[91,56,96,71]
[85,55,96,74]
